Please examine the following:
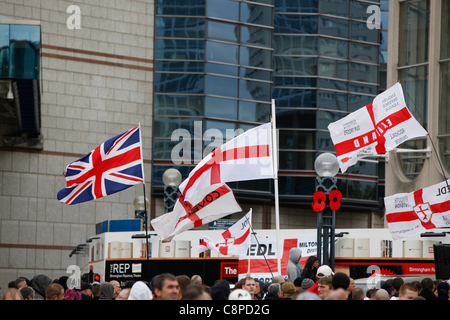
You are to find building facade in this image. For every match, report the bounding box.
[0,0,388,290]
[385,0,448,200]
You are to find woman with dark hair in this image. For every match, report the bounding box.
[301,256,319,282]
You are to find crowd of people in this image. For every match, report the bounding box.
[2,263,450,300]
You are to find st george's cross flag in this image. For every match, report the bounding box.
[57,126,144,205]
[384,179,450,240]
[328,83,428,173]
[178,122,275,202]
[151,183,242,242]
[198,209,252,256]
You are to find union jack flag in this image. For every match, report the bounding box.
[57,126,144,205]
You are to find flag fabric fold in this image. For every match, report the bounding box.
[328,82,428,173]
[57,126,144,205]
[151,183,242,242]
[178,122,274,202]
[384,179,450,240]
[198,209,252,256]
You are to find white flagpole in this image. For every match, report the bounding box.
[271,99,282,276]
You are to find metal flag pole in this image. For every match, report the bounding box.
[271,99,282,276]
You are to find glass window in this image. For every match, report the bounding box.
[238,100,271,122]
[316,130,335,151]
[348,94,374,112]
[317,78,347,91]
[207,20,238,42]
[349,62,378,84]
[396,138,428,181]
[156,0,206,16]
[349,42,378,63]
[204,74,238,97]
[279,130,315,149]
[9,25,40,79]
[350,20,379,43]
[344,180,377,200]
[278,176,316,196]
[206,0,239,21]
[276,108,317,129]
[273,56,317,76]
[319,38,348,59]
[239,79,271,101]
[279,150,315,170]
[241,25,271,48]
[239,46,272,69]
[320,0,349,18]
[317,110,345,130]
[273,35,317,55]
[273,76,317,88]
[155,39,205,60]
[319,16,348,39]
[0,24,9,78]
[240,67,271,81]
[317,90,347,112]
[155,17,205,38]
[205,96,238,119]
[399,0,430,66]
[345,160,378,176]
[349,0,374,21]
[272,88,317,108]
[206,62,238,76]
[240,2,273,27]
[318,57,348,80]
[154,94,204,116]
[274,14,318,34]
[153,138,200,161]
[274,0,318,13]
[154,73,204,94]
[206,41,238,64]
[153,117,203,138]
[398,65,428,130]
[154,61,204,72]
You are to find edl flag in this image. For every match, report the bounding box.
[151,183,242,242]
[384,179,450,240]
[198,209,252,256]
[328,83,427,173]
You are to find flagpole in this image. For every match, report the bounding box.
[271,99,282,276]
[138,123,151,282]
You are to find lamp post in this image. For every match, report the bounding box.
[162,168,182,213]
[133,195,151,280]
[313,153,341,271]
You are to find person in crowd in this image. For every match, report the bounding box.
[128,281,153,300]
[32,274,53,300]
[399,283,419,300]
[301,256,319,282]
[287,248,302,282]
[98,282,115,300]
[80,282,93,300]
[116,288,131,300]
[242,276,258,300]
[279,281,296,300]
[2,288,23,300]
[317,276,333,300]
[181,284,212,300]
[418,277,437,300]
[110,280,122,299]
[153,273,180,300]
[264,283,281,300]
[254,279,265,300]
[45,283,64,300]
[351,287,364,300]
[19,286,35,300]
[176,275,191,300]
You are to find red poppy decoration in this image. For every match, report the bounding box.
[312,191,326,212]
[329,190,343,211]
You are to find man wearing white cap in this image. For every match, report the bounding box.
[306,265,334,296]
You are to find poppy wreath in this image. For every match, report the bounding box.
[312,190,342,212]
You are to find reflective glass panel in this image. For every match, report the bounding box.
[319,16,348,39]
[206,62,238,77]
[350,20,379,44]
[205,96,238,119]
[278,176,316,196]
[399,0,430,66]
[156,0,206,16]
[319,38,348,59]
[239,46,271,69]
[272,88,317,108]
[274,0,318,13]
[274,14,318,34]
[207,20,238,42]
[318,58,348,80]
[239,79,271,101]
[349,62,378,84]
[154,73,204,94]
[349,42,378,63]
[240,3,273,27]
[273,35,317,55]
[273,57,317,76]
[279,150,315,170]
[238,100,271,122]
[206,41,238,64]
[241,26,271,48]
[279,130,315,149]
[320,0,349,17]
[204,75,238,97]
[206,0,239,21]
[154,94,204,116]
[9,25,40,79]
[155,39,205,60]
[153,117,203,138]
[0,24,9,78]
[317,90,347,112]
[155,17,205,38]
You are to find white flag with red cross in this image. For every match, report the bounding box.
[328,82,427,173]
[198,209,252,256]
[178,122,275,202]
[150,183,242,242]
[384,179,450,240]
